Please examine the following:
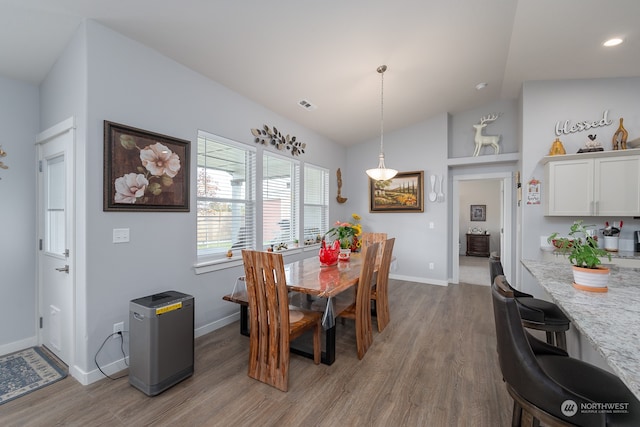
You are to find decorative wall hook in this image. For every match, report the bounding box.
[251,125,306,156]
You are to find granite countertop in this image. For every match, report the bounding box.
[521,259,640,400]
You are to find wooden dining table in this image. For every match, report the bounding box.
[223,253,365,365]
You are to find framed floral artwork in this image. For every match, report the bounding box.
[103,121,190,212]
[369,170,424,212]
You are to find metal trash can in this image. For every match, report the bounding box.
[129,290,194,396]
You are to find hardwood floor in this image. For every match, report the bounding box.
[0,281,512,426]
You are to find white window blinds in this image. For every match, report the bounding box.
[196,131,256,260]
[263,153,299,248]
[303,163,329,243]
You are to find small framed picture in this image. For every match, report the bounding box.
[470,204,486,221]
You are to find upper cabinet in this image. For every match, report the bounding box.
[544,150,640,216]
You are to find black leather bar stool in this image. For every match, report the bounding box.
[490,257,570,351]
[492,275,640,426]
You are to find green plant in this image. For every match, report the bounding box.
[547,220,611,269]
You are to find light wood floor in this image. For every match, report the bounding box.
[0,280,512,427]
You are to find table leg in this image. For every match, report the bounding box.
[238,304,336,365]
[290,325,336,365]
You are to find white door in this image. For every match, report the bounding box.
[37,118,75,365]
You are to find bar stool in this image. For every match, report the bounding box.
[492,275,640,426]
[490,257,570,351]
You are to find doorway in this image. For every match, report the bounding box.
[36,117,75,367]
[451,172,513,285]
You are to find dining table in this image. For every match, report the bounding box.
[223,252,366,365]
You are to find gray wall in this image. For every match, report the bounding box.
[0,76,39,353]
[345,113,450,284]
[520,76,640,293]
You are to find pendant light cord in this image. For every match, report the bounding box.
[379,66,385,156]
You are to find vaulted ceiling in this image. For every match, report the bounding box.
[1,0,638,145]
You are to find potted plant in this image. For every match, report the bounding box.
[547,220,612,292]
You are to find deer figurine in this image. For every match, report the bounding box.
[472,113,502,156]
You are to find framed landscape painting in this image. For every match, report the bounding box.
[369,171,424,213]
[103,121,190,212]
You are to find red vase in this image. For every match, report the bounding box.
[319,239,340,266]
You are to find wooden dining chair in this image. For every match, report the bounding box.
[360,232,387,265]
[337,242,379,359]
[241,250,322,392]
[370,238,395,332]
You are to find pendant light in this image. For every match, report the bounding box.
[366,65,397,181]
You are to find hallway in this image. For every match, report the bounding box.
[458,255,490,286]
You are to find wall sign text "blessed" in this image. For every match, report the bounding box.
[555,110,613,136]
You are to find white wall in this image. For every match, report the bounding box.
[0,76,39,354]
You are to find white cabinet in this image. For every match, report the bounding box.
[544,151,640,216]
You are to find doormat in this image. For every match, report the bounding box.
[0,347,67,405]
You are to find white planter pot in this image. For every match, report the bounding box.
[572,265,610,292]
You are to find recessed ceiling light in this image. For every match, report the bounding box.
[603,38,623,47]
[475,82,488,90]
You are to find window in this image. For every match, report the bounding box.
[263,152,299,248]
[197,131,256,261]
[303,164,329,244]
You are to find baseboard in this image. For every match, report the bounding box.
[195,312,240,338]
[389,273,448,287]
[0,335,38,356]
[72,312,241,386]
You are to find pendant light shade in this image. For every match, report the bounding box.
[366,65,397,181]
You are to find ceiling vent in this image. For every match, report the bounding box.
[298,99,317,111]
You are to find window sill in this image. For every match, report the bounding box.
[194,244,320,275]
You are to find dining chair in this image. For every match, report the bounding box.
[370,238,395,332]
[491,275,640,426]
[490,257,570,351]
[360,232,387,264]
[241,250,322,391]
[337,242,379,359]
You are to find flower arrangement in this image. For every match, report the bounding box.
[325,213,363,250]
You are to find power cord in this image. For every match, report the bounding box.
[95,330,129,380]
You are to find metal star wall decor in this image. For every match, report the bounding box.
[251,125,306,156]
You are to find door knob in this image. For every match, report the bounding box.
[55,265,69,273]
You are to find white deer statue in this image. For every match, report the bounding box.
[472,113,502,156]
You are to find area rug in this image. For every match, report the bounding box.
[0,347,67,404]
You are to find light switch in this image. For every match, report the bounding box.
[429,222,434,229]
[113,228,130,243]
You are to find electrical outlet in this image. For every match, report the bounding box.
[429,262,434,270]
[113,321,124,338]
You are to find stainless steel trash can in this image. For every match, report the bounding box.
[129,290,194,396]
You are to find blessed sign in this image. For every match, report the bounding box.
[554,110,613,136]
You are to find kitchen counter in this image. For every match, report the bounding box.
[521,259,640,400]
